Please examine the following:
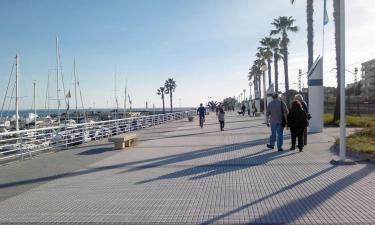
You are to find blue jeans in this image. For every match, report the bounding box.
[269,123,284,150]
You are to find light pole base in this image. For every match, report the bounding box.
[330,159,356,165]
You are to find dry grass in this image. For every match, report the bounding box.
[326,113,375,154]
[324,113,375,127]
[346,128,375,154]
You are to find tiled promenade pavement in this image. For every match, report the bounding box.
[0,113,374,224]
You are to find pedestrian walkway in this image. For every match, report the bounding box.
[0,113,374,224]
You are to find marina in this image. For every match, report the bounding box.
[0,110,195,162]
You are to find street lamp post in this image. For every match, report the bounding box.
[243,89,246,112]
[261,64,268,123]
[249,82,253,115]
[331,0,355,165]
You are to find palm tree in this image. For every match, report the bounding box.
[157,87,166,114]
[249,61,263,102]
[291,0,314,70]
[333,0,341,121]
[248,67,258,100]
[268,37,282,93]
[207,101,218,112]
[271,16,298,106]
[164,78,177,113]
[254,58,265,98]
[259,37,274,87]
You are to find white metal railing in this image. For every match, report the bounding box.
[0,110,195,161]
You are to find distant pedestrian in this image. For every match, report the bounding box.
[294,94,311,145]
[241,105,246,116]
[287,100,309,152]
[252,104,257,117]
[218,108,225,131]
[266,93,289,151]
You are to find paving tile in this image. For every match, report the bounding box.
[0,113,374,224]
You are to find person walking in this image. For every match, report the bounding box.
[294,94,310,145]
[287,100,309,152]
[241,104,246,116]
[252,104,257,117]
[217,107,225,131]
[266,93,289,151]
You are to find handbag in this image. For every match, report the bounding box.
[281,101,286,128]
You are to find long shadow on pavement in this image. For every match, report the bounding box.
[135,149,296,184]
[201,163,374,225]
[119,137,273,175]
[138,124,265,142]
[0,136,285,189]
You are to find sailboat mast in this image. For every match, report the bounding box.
[33,80,36,128]
[124,79,127,116]
[74,58,78,122]
[15,54,19,131]
[46,70,50,115]
[56,36,60,124]
[114,70,117,120]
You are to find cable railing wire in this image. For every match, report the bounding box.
[0,110,195,161]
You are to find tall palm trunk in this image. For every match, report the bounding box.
[333,0,341,122]
[253,76,258,99]
[169,92,173,113]
[162,95,165,114]
[282,48,290,107]
[267,59,272,87]
[274,53,279,93]
[307,0,314,70]
[258,74,262,99]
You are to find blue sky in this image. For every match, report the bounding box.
[1,0,375,110]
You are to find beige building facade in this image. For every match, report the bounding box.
[361,59,375,101]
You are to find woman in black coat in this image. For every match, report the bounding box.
[287,100,309,152]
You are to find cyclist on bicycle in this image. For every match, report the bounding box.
[197,103,206,127]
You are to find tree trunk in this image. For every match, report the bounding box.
[170,92,173,113]
[282,48,290,107]
[258,74,261,100]
[162,95,165,114]
[253,76,258,99]
[267,59,272,88]
[274,53,279,93]
[333,0,341,122]
[307,0,314,70]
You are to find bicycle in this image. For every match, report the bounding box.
[199,116,205,128]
